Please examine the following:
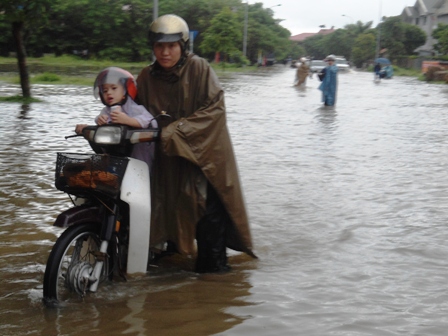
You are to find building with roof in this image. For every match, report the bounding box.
[288,1,448,56]
[289,27,335,43]
[401,0,448,55]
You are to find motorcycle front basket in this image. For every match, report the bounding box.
[55,153,129,197]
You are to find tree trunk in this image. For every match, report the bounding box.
[12,21,31,98]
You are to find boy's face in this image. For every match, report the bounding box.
[153,42,182,70]
[102,83,125,106]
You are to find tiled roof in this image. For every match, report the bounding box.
[289,28,335,42]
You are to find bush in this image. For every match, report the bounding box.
[0,95,41,103]
[96,47,151,63]
[34,72,61,82]
[228,51,250,67]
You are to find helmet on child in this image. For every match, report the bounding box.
[148,14,189,51]
[93,67,137,106]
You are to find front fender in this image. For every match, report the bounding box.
[54,204,102,228]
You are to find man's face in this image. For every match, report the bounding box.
[153,42,182,70]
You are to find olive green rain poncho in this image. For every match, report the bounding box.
[136,53,256,259]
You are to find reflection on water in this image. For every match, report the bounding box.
[18,104,31,119]
[2,68,448,335]
[315,106,338,132]
[36,262,253,336]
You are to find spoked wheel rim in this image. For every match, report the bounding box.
[43,223,110,306]
[56,231,101,302]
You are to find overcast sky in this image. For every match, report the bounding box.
[256,0,417,36]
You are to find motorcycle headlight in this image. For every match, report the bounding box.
[93,126,123,144]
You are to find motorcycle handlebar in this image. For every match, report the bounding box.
[65,134,83,140]
[66,124,160,144]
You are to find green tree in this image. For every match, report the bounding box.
[265,20,292,61]
[42,0,152,61]
[432,23,448,55]
[351,32,376,67]
[301,34,327,60]
[0,0,51,98]
[0,7,13,57]
[159,0,240,55]
[403,23,426,55]
[322,29,352,59]
[344,20,373,36]
[343,21,374,61]
[98,0,153,61]
[377,16,425,57]
[0,0,297,67]
[298,21,374,61]
[200,7,242,62]
[288,42,306,60]
[236,2,291,64]
[378,16,406,58]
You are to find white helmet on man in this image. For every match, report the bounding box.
[148,14,189,49]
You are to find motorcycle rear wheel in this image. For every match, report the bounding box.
[43,222,107,306]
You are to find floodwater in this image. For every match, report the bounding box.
[1,66,448,335]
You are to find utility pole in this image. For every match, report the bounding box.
[243,1,248,57]
[152,0,158,61]
[268,4,281,10]
[342,14,354,24]
[153,0,158,20]
[375,0,382,59]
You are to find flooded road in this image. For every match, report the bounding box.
[1,66,448,335]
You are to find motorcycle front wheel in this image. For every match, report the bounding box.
[43,222,108,306]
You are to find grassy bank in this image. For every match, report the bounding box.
[0,55,149,72]
[0,55,148,88]
[0,55,256,86]
[0,55,259,102]
[0,55,429,103]
[393,66,423,78]
[365,64,425,80]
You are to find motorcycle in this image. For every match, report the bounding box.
[42,123,160,307]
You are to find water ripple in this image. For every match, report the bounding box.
[2,70,448,335]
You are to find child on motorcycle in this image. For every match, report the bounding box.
[75,67,157,169]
